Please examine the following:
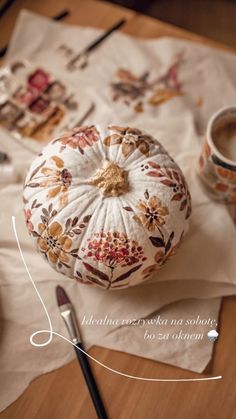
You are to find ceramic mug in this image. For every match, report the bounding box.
[198,106,236,203]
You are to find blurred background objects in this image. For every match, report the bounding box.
[107,0,236,47]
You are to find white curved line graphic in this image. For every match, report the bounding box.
[12,216,222,382]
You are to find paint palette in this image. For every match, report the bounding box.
[0,61,93,150]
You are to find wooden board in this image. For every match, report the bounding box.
[0,1,235,418]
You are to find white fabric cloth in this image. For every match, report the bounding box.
[0,10,236,412]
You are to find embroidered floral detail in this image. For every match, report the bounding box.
[81,231,147,289]
[123,190,169,232]
[25,155,72,207]
[28,203,91,270]
[110,55,184,112]
[143,161,191,219]
[55,125,100,154]
[104,125,154,157]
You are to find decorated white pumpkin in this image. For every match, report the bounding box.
[23,124,191,290]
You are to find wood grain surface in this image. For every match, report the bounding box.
[0,1,235,418]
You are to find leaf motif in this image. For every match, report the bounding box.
[173,171,180,182]
[144,189,149,199]
[27,182,40,188]
[83,262,109,282]
[111,282,129,289]
[180,199,187,211]
[42,208,49,216]
[113,264,142,283]
[79,223,86,228]
[149,236,165,247]
[185,205,191,219]
[48,203,53,213]
[147,161,161,169]
[32,231,40,237]
[166,169,173,179]
[61,261,71,269]
[123,206,133,212]
[146,171,163,177]
[169,231,174,241]
[83,215,92,223]
[28,160,46,181]
[65,218,72,231]
[171,193,183,201]
[86,275,107,287]
[160,179,176,187]
[35,203,42,208]
[165,238,173,254]
[73,228,82,234]
[76,270,82,278]
[72,217,78,227]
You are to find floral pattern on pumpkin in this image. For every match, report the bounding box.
[28,203,91,270]
[142,161,191,219]
[103,125,154,158]
[25,155,72,208]
[81,231,147,289]
[110,54,184,113]
[53,125,100,154]
[142,231,184,279]
[123,189,169,232]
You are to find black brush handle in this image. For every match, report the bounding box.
[86,18,126,53]
[75,342,108,419]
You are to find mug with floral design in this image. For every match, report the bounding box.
[198,106,236,202]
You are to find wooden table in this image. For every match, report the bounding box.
[1,1,236,418]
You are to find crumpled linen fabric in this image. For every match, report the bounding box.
[0,10,236,412]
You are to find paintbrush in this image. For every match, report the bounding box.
[67,18,126,70]
[56,286,108,419]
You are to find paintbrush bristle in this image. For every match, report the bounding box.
[56,286,71,306]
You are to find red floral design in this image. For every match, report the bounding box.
[24,209,34,232]
[82,231,146,268]
[56,126,100,154]
[81,231,147,289]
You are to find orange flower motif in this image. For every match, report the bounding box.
[148,89,182,106]
[104,125,154,158]
[133,196,169,232]
[40,156,72,207]
[37,221,72,264]
[216,166,236,181]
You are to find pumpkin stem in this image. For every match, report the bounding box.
[88,159,129,197]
